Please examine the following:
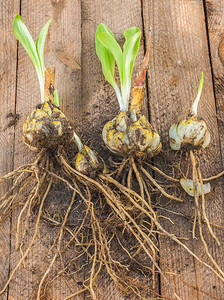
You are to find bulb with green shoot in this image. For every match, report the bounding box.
[168,73,211,198]
[96,24,162,159]
[169,72,210,151]
[0,16,111,298]
[13,15,73,151]
[168,73,223,250]
[95,24,185,205]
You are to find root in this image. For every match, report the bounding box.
[99,178,181,299]
[0,150,46,223]
[58,155,166,297]
[197,165,220,245]
[203,170,224,182]
[0,172,53,295]
[37,186,76,299]
[100,174,224,283]
[145,162,179,183]
[111,157,183,203]
[132,160,145,201]
[59,153,224,297]
[25,152,221,299]
[140,166,183,202]
[16,157,49,251]
[190,150,223,278]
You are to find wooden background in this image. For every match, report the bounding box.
[0,0,224,299]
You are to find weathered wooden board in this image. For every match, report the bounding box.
[0,1,21,299]
[205,0,224,163]
[142,0,224,299]
[0,0,223,299]
[4,0,84,299]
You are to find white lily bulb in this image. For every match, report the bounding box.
[169,116,211,151]
[169,72,210,151]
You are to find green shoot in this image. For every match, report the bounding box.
[191,72,204,116]
[95,24,141,111]
[13,15,52,104]
[95,24,123,110]
[73,132,83,152]
[53,89,59,107]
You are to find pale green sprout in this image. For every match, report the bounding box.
[191,72,204,116]
[73,131,83,152]
[13,15,52,104]
[53,89,60,107]
[95,24,141,111]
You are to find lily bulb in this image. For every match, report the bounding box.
[102,111,161,158]
[73,132,105,177]
[23,101,72,151]
[169,73,210,151]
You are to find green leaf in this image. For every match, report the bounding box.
[95,24,116,88]
[123,28,141,80]
[121,29,141,109]
[13,15,52,104]
[36,18,52,76]
[95,24,142,111]
[96,23,115,41]
[97,32,123,80]
[53,89,59,106]
[95,24,123,109]
[124,27,141,41]
[13,15,43,84]
[191,72,204,116]
[197,72,204,97]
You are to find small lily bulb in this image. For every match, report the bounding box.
[180,179,211,197]
[169,73,211,151]
[72,132,105,176]
[74,145,105,176]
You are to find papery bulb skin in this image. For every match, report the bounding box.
[102,111,162,158]
[169,115,210,151]
[74,145,105,177]
[23,101,73,151]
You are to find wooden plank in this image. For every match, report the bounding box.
[142,0,224,299]
[1,1,223,299]
[80,1,158,299]
[6,0,84,299]
[0,1,20,299]
[204,0,224,164]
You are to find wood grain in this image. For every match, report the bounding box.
[0,1,20,299]
[6,0,84,299]
[142,0,224,299]
[204,0,224,164]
